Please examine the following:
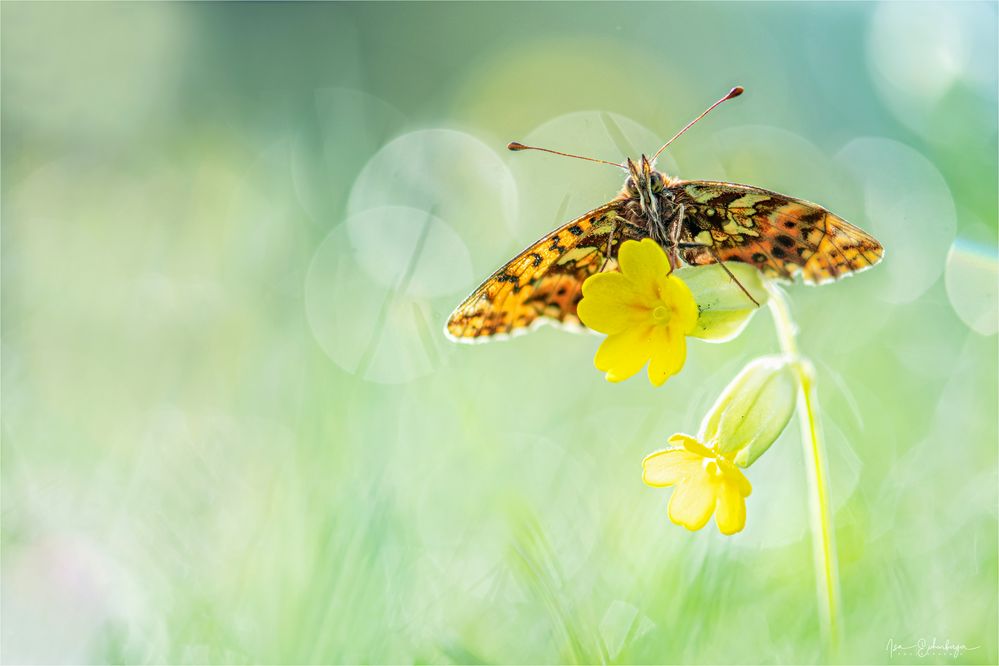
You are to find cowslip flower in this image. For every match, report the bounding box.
[577,239,769,387]
[642,434,752,535]
[642,355,797,535]
[577,239,698,386]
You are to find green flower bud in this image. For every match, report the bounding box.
[676,263,770,343]
[699,355,797,467]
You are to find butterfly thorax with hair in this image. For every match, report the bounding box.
[445,86,883,343]
[620,155,682,256]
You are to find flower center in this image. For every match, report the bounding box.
[652,304,671,324]
[703,459,723,478]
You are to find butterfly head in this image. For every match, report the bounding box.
[624,156,668,198]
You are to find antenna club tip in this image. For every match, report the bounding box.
[507,142,526,151]
[727,86,745,99]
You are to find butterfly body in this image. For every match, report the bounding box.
[618,155,682,252]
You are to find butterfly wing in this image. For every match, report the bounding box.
[672,181,883,284]
[446,202,639,342]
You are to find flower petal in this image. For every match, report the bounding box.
[667,473,716,531]
[719,459,753,497]
[714,479,748,535]
[646,323,687,387]
[618,239,670,299]
[668,433,715,458]
[578,272,649,334]
[642,447,702,487]
[656,274,699,335]
[594,324,654,383]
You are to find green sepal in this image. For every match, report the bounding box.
[676,263,769,343]
[699,355,797,467]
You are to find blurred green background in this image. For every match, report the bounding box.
[2,2,997,664]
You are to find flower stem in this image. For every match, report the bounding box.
[765,283,841,655]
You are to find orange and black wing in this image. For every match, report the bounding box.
[445,202,641,342]
[673,181,883,284]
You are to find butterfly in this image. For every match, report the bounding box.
[445,87,883,343]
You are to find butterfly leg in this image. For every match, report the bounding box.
[666,204,685,273]
[680,241,761,307]
[598,219,618,272]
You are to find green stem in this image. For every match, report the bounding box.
[766,283,841,655]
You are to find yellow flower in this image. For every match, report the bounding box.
[642,434,752,535]
[577,239,698,386]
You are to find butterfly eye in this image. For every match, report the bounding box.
[625,177,638,193]
[650,172,664,192]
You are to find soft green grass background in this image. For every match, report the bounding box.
[2,2,997,664]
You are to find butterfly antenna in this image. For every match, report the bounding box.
[651,86,744,162]
[507,142,625,170]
